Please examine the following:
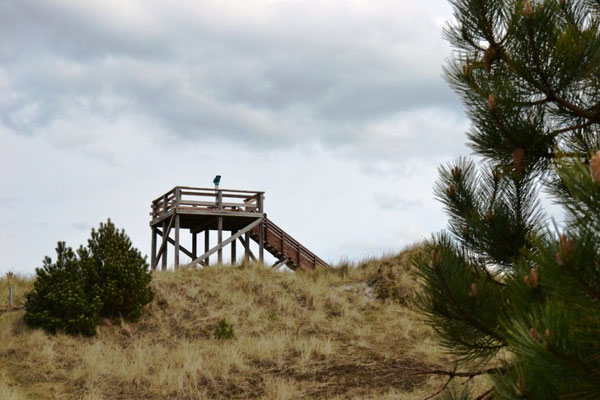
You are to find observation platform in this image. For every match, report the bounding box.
[149,186,328,271]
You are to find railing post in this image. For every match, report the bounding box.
[257,193,264,213]
[162,194,168,215]
[217,190,223,211]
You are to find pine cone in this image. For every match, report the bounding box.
[513,147,526,173]
[488,94,496,111]
[483,46,497,72]
[523,1,533,18]
[469,283,477,297]
[590,150,600,184]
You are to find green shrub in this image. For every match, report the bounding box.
[214,319,235,340]
[83,220,154,322]
[24,242,103,336]
[24,219,154,336]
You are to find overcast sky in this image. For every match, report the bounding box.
[1,0,474,275]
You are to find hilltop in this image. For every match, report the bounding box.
[0,247,485,399]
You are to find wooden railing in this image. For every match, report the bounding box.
[253,218,328,270]
[151,187,265,219]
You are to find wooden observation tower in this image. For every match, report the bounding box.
[149,186,329,271]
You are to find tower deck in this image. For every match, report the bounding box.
[149,186,328,271]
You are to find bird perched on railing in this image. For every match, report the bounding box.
[213,175,221,189]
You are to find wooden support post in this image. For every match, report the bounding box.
[243,233,250,262]
[204,229,210,266]
[231,231,237,264]
[156,215,174,270]
[151,227,157,270]
[162,218,168,270]
[192,232,197,260]
[174,214,180,268]
[297,242,301,267]
[259,218,265,264]
[217,217,223,265]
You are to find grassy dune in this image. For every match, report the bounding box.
[0,247,484,399]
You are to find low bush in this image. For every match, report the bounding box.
[24,242,103,336]
[24,219,153,336]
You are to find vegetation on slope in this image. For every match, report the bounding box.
[0,246,485,399]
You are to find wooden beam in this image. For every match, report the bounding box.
[192,232,197,260]
[259,219,265,264]
[151,227,157,270]
[190,218,217,234]
[217,217,223,265]
[231,230,237,264]
[158,215,174,270]
[271,257,289,270]
[156,229,194,259]
[188,218,263,266]
[174,214,180,268]
[244,232,250,262]
[204,229,209,266]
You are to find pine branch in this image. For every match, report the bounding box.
[474,387,494,400]
[413,367,503,400]
[523,18,599,122]
[433,264,506,345]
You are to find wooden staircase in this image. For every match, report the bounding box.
[250,218,328,271]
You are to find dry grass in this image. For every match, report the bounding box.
[0,246,488,399]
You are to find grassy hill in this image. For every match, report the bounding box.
[0,246,484,399]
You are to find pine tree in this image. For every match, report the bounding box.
[82,219,154,322]
[24,242,103,337]
[412,1,600,399]
[24,220,154,336]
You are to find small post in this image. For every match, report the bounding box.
[8,286,13,306]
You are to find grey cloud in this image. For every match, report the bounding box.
[0,196,15,207]
[72,222,89,231]
[0,0,463,161]
[374,194,422,211]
